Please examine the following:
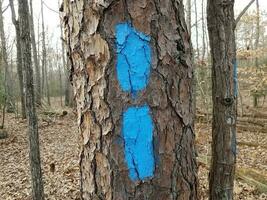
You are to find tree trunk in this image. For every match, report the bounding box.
[59,12,71,107]
[41,0,47,104]
[29,0,42,107]
[18,0,44,199]
[186,0,191,36]
[201,0,206,61]
[255,0,259,69]
[62,1,197,199]
[194,0,199,59]
[46,58,51,106]
[207,0,237,199]
[9,0,26,119]
[0,0,15,113]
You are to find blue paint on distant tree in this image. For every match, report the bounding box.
[122,105,155,180]
[115,23,151,95]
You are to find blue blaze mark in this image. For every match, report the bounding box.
[115,23,151,95]
[122,105,154,180]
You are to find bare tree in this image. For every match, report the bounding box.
[29,0,42,106]
[194,0,200,59]
[207,0,237,199]
[40,0,49,105]
[0,0,15,113]
[186,0,191,35]
[9,0,26,118]
[18,0,44,199]
[255,0,260,69]
[201,0,206,61]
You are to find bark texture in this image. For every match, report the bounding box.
[19,0,44,199]
[29,0,42,106]
[207,0,237,199]
[9,0,26,119]
[63,0,197,199]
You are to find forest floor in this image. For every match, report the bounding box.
[0,104,267,199]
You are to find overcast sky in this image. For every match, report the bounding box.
[1,0,267,49]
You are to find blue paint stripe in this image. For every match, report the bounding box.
[123,105,155,180]
[116,23,151,95]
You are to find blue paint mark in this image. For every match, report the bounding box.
[233,60,238,97]
[115,23,151,95]
[123,105,155,180]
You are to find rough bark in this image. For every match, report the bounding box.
[29,0,42,106]
[63,0,197,199]
[9,0,26,119]
[207,0,237,199]
[0,0,15,113]
[18,0,44,199]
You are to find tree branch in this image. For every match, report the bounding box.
[1,3,9,14]
[235,0,255,26]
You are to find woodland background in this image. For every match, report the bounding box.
[0,0,267,199]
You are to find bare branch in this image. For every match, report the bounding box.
[1,3,9,14]
[235,0,255,26]
[42,1,59,14]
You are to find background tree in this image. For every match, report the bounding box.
[18,0,44,199]
[9,0,26,118]
[0,0,15,113]
[29,0,42,107]
[62,0,198,199]
[207,0,237,199]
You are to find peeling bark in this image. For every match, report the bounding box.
[63,0,197,199]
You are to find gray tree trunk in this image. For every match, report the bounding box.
[18,0,44,199]
[186,0,191,36]
[29,0,42,107]
[194,0,199,59]
[9,0,26,119]
[59,16,71,107]
[207,0,237,199]
[41,0,47,104]
[0,0,15,113]
[201,0,206,61]
[62,0,197,199]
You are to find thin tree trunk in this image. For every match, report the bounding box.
[194,0,200,59]
[0,0,15,113]
[207,0,237,199]
[56,47,63,106]
[201,0,206,61]
[186,0,191,36]
[9,0,26,119]
[41,0,46,103]
[255,0,260,69]
[46,57,51,106]
[29,0,42,107]
[63,0,197,199]
[18,0,44,199]
[59,10,71,107]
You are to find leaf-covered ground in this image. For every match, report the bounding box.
[0,108,267,199]
[0,111,80,200]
